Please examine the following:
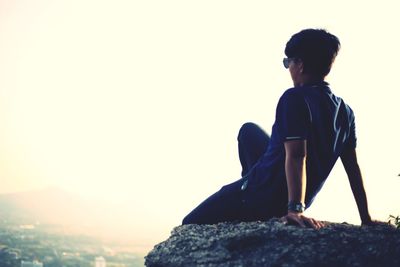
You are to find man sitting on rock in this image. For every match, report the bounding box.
[182,29,378,229]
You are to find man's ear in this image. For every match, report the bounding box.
[298,60,304,74]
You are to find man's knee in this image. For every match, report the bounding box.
[237,122,260,141]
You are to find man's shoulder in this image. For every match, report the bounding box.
[282,87,302,96]
[334,94,355,118]
[276,88,309,116]
[279,87,304,102]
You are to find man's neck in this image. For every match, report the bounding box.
[296,75,325,87]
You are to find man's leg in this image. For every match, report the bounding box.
[182,179,244,225]
[237,122,270,177]
[182,122,271,225]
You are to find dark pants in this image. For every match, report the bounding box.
[182,122,273,225]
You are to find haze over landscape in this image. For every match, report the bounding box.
[1,0,400,259]
[0,187,150,247]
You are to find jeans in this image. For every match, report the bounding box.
[182,122,277,225]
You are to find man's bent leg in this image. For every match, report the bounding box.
[182,179,243,225]
[237,122,270,177]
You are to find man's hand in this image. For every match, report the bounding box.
[361,219,389,227]
[280,211,324,229]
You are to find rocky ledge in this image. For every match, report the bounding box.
[145,218,400,267]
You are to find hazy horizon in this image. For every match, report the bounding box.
[0,185,160,255]
[1,0,400,254]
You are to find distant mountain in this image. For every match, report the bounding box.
[0,186,93,227]
[0,187,153,246]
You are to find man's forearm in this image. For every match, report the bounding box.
[346,163,371,222]
[341,148,371,223]
[285,156,307,204]
[282,140,322,229]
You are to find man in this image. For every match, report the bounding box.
[183,29,377,228]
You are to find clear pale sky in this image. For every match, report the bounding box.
[1,0,399,245]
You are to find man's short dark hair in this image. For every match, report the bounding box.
[285,29,341,78]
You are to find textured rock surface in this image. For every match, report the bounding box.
[145,218,400,267]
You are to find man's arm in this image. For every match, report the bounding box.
[340,147,372,224]
[281,139,323,229]
[285,139,307,204]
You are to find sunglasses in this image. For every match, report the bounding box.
[283,57,296,69]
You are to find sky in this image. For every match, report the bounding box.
[1,0,400,247]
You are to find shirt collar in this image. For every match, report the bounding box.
[301,81,332,93]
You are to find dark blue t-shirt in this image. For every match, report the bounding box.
[247,82,356,210]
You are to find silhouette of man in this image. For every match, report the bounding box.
[183,29,378,228]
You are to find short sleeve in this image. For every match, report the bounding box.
[276,90,311,142]
[346,111,357,149]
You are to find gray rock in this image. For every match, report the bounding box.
[145,218,400,267]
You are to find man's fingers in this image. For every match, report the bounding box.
[310,218,318,229]
[282,214,325,229]
[281,215,305,227]
[304,217,317,229]
[298,219,307,228]
[290,215,306,228]
[303,217,324,229]
[363,220,389,227]
[311,218,324,229]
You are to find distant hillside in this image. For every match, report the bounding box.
[0,187,94,227]
[0,187,155,248]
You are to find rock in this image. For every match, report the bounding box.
[145,218,400,267]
